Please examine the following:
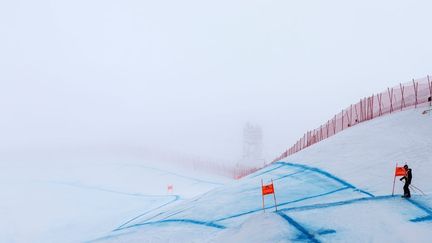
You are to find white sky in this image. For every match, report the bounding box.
[0,0,431,164]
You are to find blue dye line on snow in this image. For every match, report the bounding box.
[213,187,348,223]
[121,218,226,230]
[406,198,432,215]
[277,187,349,208]
[277,211,320,243]
[275,162,375,198]
[406,198,432,223]
[410,215,432,222]
[115,195,181,231]
[279,195,432,224]
[274,169,308,181]
[280,195,395,213]
[317,229,336,235]
[249,164,286,178]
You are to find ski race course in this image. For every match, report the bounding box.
[88,108,432,242]
[0,108,431,242]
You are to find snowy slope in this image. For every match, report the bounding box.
[95,108,432,242]
[0,151,228,243]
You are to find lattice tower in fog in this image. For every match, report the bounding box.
[242,123,264,165]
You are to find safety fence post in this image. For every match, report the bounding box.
[399,84,405,110]
[388,88,394,113]
[333,116,336,135]
[413,79,418,108]
[428,75,432,107]
[377,93,382,116]
[341,110,344,130]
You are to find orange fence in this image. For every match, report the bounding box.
[269,75,432,164]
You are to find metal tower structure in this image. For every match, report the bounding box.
[242,123,264,166]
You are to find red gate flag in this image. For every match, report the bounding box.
[167,184,173,193]
[395,166,406,176]
[262,183,274,195]
[392,163,407,196]
[261,179,278,212]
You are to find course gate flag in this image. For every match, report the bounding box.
[395,166,406,176]
[392,163,406,196]
[261,179,278,212]
[167,184,173,194]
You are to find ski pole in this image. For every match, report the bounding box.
[410,184,426,196]
[409,185,421,195]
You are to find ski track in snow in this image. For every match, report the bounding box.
[96,157,432,242]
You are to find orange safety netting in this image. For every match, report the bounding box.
[271,75,432,164]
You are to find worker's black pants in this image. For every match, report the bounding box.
[403,182,411,198]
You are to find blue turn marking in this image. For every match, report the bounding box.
[406,198,432,223]
[250,164,286,178]
[275,162,375,197]
[122,219,226,230]
[277,211,320,243]
[317,229,336,235]
[277,187,349,208]
[410,215,432,222]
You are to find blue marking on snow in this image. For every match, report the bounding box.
[274,169,307,181]
[277,187,349,208]
[122,219,226,230]
[405,198,432,223]
[249,164,286,178]
[115,195,181,231]
[212,209,261,223]
[406,198,432,215]
[276,162,375,197]
[279,195,395,213]
[213,187,349,223]
[317,229,336,235]
[45,181,186,232]
[410,215,432,222]
[276,211,320,243]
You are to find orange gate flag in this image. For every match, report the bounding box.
[262,183,274,195]
[392,163,407,196]
[395,166,406,176]
[167,184,173,193]
[261,179,278,212]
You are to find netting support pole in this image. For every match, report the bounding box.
[388,88,393,113]
[378,93,382,116]
[341,110,344,130]
[427,75,432,107]
[413,79,418,108]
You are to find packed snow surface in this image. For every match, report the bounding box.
[1,108,431,242]
[0,152,228,242]
[94,108,432,242]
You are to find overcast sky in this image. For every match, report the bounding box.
[0,0,431,164]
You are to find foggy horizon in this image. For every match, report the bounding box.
[1,0,431,166]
